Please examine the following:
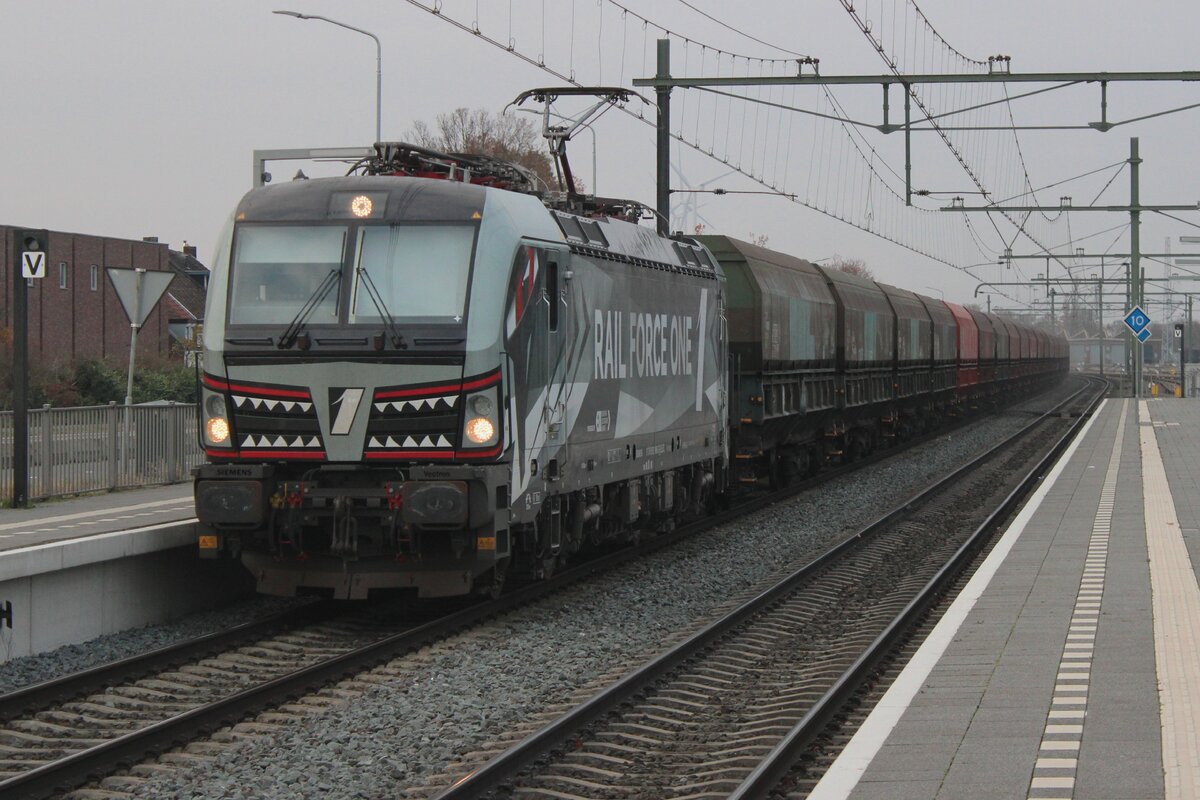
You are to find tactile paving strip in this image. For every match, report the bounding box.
[1027,400,1127,800]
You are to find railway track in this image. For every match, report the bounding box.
[0,602,335,727]
[773,526,998,798]
[0,381,1084,800]
[423,377,1106,800]
[0,603,447,799]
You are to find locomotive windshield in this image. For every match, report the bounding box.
[229,225,347,325]
[350,225,475,323]
[227,222,476,327]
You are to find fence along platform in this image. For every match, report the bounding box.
[0,402,203,501]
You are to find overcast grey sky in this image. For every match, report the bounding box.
[4,1,1199,310]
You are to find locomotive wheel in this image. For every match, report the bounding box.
[537,554,560,581]
[474,557,510,599]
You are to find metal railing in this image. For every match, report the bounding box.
[0,403,203,502]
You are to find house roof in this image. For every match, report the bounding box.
[165,250,209,321]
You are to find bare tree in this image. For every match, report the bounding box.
[408,108,556,189]
[829,255,874,279]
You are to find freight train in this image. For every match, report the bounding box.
[193,142,1067,599]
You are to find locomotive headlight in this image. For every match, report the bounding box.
[201,388,233,448]
[350,195,373,218]
[465,417,495,444]
[204,393,226,419]
[462,387,500,448]
[470,395,493,416]
[207,417,231,444]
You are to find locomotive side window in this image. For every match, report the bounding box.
[673,243,703,269]
[579,219,608,247]
[350,225,475,323]
[555,214,586,242]
[547,259,559,332]
[228,225,346,325]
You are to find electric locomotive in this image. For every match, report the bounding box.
[194,144,726,599]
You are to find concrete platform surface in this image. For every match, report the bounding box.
[812,397,1200,800]
[0,482,193,553]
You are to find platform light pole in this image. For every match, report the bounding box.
[274,11,381,143]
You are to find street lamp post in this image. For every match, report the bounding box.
[274,10,381,143]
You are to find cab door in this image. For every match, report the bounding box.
[542,252,568,457]
[505,244,567,524]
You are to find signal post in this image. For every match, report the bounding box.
[11,229,48,507]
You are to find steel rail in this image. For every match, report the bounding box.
[0,371,1027,724]
[728,378,1107,798]
[0,407,927,734]
[0,375,1075,799]
[0,601,336,725]
[0,462,844,800]
[430,376,1101,800]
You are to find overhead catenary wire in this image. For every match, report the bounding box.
[399,0,1076,281]
[988,160,1126,208]
[671,0,811,58]
[1152,210,1200,233]
[837,0,1084,280]
[602,0,797,65]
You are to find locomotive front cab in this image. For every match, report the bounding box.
[194,176,563,599]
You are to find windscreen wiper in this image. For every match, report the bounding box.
[356,264,409,350]
[277,268,341,349]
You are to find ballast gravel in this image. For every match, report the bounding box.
[0,596,309,695]
[104,391,1071,799]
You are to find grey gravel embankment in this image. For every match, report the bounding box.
[126,389,1074,800]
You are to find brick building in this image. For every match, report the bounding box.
[1,226,207,370]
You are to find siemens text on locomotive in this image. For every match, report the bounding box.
[193,142,1067,599]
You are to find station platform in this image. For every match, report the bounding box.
[812,397,1200,800]
[0,482,194,554]
[0,483,249,662]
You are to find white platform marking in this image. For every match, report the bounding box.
[0,496,194,532]
[807,401,1108,800]
[1139,400,1200,799]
